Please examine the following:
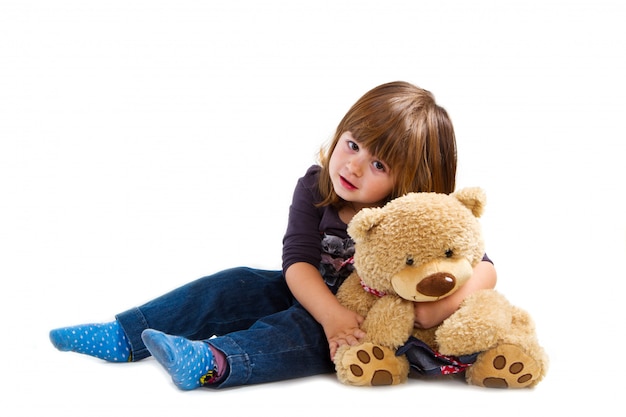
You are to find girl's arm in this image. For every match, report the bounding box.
[285,262,365,360]
[413,260,497,329]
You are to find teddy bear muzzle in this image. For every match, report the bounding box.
[416,272,456,297]
[391,258,473,302]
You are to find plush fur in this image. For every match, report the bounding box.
[334,188,548,388]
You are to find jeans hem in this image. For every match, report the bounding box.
[116,307,151,361]
[206,336,250,389]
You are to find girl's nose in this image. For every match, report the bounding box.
[347,157,364,177]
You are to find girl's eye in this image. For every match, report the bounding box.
[373,161,386,171]
[348,141,359,151]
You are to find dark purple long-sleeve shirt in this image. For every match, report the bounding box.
[282,165,354,292]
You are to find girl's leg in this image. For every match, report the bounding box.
[50,267,293,362]
[143,302,334,389]
[212,303,334,387]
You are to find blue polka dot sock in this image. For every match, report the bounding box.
[49,321,132,362]
[141,329,220,390]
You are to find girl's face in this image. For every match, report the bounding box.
[328,131,395,210]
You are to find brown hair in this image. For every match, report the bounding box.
[318,81,457,208]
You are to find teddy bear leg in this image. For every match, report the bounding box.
[466,344,542,388]
[335,343,409,386]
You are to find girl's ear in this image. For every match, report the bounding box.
[347,207,385,242]
[452,187,486,218]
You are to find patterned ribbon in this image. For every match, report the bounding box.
[359,277,387,297]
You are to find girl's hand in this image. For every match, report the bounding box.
[413,300,449,329]
[324,305,366,360]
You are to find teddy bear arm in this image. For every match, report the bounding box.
[336,272,378,316]
[363,297,415,348]
[436,290,516,355]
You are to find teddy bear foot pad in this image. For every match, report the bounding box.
[468,344,541,388]
[339,343,408,386]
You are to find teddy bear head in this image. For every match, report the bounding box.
[347,187,486,302]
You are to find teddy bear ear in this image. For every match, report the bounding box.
[347,206,385,242]
[452,187,486,218]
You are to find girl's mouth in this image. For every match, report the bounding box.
[339,175,357,191]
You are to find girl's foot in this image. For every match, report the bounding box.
[49,321,131,362]
[141,329,219,390]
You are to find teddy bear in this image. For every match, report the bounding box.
[333,187,548,388]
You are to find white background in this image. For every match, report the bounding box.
[1,1,624,415]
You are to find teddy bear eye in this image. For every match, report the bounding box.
[406,257,414,266]
[445,249,454,258]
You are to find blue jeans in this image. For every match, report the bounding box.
[116,267,334,388]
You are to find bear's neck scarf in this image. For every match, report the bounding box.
[359,278,387,297]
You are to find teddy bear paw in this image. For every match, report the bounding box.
[467,344,541,388]
[337,343,408,386]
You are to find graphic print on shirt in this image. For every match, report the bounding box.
[319,233,355,290]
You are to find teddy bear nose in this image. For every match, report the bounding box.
[417,272,456,297]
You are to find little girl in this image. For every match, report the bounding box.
[50,81,497,390]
